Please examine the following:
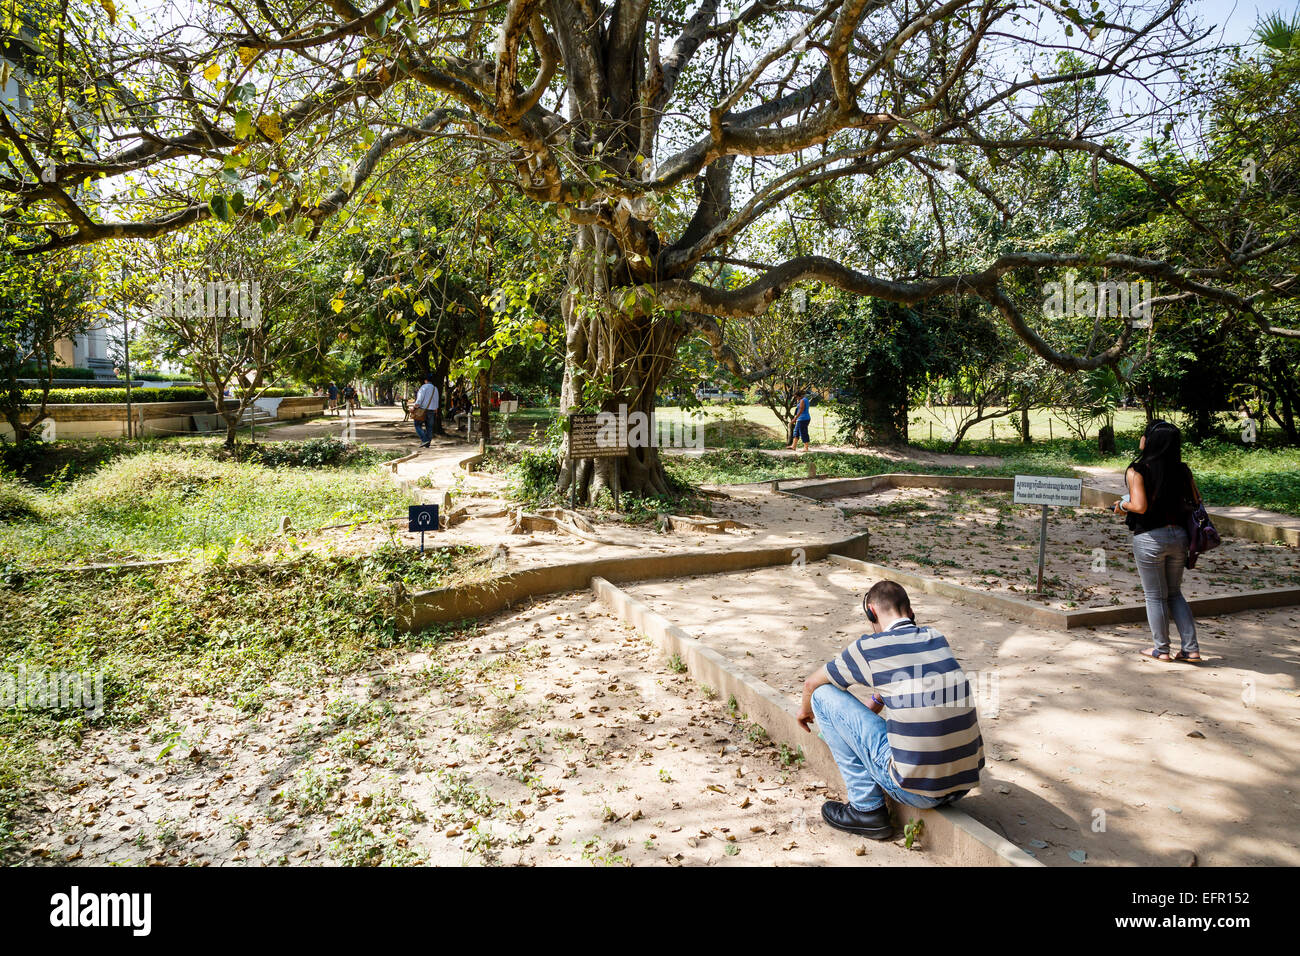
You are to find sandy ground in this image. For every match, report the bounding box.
[301,441,864,573]
[24,411,1297,867]
[829,486,1299,609]
[24,592,933,867]
[625,563,1300,866]
[267,405,429,452]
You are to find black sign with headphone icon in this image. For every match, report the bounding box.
[408,505,440,532]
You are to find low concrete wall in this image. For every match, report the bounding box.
[828,554,1300,628]
[591,575,1041,867]
[783,473,1013,500]
[786,472,1300,547]
[397,532,871,631]
[1,396,326,440]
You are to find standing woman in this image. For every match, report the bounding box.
[1114,420,1202,663]
[787,389,812,452]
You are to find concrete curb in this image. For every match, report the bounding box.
[385,450,422,473]
[781,472,1300,547]
[590,575,1042,867]
[826,536,1300,635]
[827,554,1300,627]
[397,532,871,630]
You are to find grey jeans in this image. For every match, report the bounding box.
[1132,526,1198,656]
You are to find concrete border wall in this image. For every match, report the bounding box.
[397,532,871,631]
[826,554,1300,628]
[1,396,326,440]
[591,575,1041,867]
[783,472,1300,547]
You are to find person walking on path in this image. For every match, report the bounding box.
[1113,419,1202,663]
[796,580,984,840]
[326,381,339,416]
[412,374,439,447]
[786,388,812,451]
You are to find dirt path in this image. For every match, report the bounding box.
[27,592,932,867]
[265,405,426,452]
[622,563,1300,866]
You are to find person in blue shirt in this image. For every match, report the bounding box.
[786,388,812,451]
[412,374,439,447]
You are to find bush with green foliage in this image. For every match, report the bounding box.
[237,437,385,469]
[16,365,97,380]
[27,386,310,405]
[507,447,562,506]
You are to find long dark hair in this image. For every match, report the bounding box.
[1130,419,1187,503]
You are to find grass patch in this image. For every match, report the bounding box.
[0,440,413,565]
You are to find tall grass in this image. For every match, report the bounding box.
[0,445,414,565]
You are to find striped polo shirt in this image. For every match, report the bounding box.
[824,619,984,797]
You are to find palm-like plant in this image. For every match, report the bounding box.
[1256,12,1300,52]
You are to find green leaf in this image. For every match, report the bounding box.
[209,194,230,222]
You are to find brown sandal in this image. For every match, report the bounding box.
[1173,651,1202,664]
[1142,649,1172,662]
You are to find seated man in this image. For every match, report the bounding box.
[797,580,984,839]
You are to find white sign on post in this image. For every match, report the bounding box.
[1013,475,1082,507]
[1013,475,1083,594]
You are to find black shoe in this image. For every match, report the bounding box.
[821,800,895,840]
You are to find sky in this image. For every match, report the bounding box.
[1198,0,1299,45]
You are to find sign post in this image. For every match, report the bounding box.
[408,504,440,553]
[1013,475,1083,594]
[567,412,628,512]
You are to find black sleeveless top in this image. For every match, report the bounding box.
[1125,461,1193,534]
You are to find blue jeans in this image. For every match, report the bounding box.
[1132,526,1198,656]
[413,416,433,444]
[810,684,963,812]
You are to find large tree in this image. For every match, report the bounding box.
[3,1,1299,497]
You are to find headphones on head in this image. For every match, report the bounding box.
[863,593,914,627]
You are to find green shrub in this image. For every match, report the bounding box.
[238,437,382,469]
[23,386,309,405]
[17,365,97,380]
[128,370,197,382]
[507,447,561,506]
[27,387,208,405]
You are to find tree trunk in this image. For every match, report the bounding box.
[1019,406,1032,443]
[556,225,681,504]
[478,368,491,445]
[858,393,906,444]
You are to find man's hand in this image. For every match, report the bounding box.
[799,668,831,732]
[797,702,815,732]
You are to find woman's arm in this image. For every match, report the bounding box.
[1126,467,1148,514]
[1115,465,1149,515]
